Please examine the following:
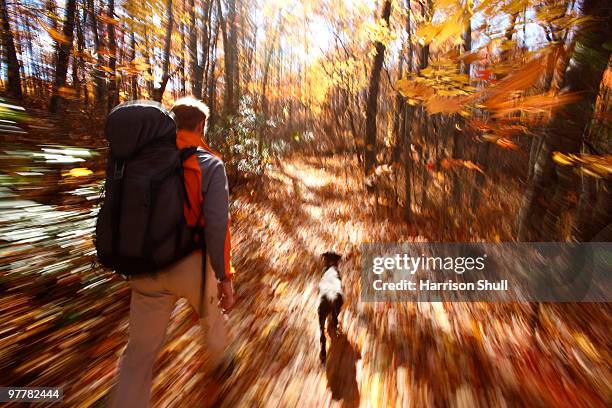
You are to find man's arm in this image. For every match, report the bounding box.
[200,152,233,281]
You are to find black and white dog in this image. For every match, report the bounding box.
[318,251,343,363]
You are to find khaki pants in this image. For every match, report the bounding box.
[111,251,229,408]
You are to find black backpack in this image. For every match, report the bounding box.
[95,101,199,276]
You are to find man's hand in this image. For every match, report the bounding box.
[217,280,234,313]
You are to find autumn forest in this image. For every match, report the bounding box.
[0,0,611,406]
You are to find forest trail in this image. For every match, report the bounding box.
[159,155,608,408]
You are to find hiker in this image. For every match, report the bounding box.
[108,97,235,408]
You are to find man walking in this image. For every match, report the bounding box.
[111,97,234,408]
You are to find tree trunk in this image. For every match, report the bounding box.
[399,0,414,220]
[364,0,392,176]
[87,0,105,107]
[232,0,240,109]
[23,15,41,97]
[392,55,405,165]
[49,0,77,112]
[451,2,472,206]
[107,0,118,110]
[471,12,516,210]
[189,0,203,98]
[143,25,154,97]
[201,0,213,96]
[180,4,187,95]
[259,38,276,157]
[206,17,220,132]
[573,78,611,241]
[0,0,22,98]
[517,0,612,241]
[153,0,174,102]
[130,31,138,99]
[217,0,238,118]
[260,16,281,121]
[70,2,81,100]
[417,0,431,208]
[527,29,574,182]
[75,1,88,104]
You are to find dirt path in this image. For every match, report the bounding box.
[153,156,609,408]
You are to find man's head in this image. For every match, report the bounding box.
[171,97,210,135]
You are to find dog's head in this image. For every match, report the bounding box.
[322,251,342,268]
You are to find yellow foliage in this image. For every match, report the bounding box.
[603,68,612,89]
[415,0,467,46]
[573,333,601,361]
[130,57,151,73]
[57,86,77,99]
[425,96,466,114]
[491,92,582,120]
[483,57,545,109]
[40,21,70,44]
[396,56,475,114]
[396,78,433,100]
[366,18,396,45]
[552,153,612,178]
[98,15,120,25]
[441,158,484,174]
[62,168,93,178]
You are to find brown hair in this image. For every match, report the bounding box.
[170,97,210,131]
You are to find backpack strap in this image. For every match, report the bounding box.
[179,147,198,211]
[111,160,125,258]
[179,146,208,316]
[180,146,198,160]
[179,145,206,250]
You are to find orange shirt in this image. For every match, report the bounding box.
[176,129,233,280]
[176,130,219,226]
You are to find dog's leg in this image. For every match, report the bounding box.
[318,301,329,363]
[330,295,343,335]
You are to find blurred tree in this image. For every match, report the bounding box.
[153,0,174,101]
[0,0,22,98]
[49,0,77,112]
[364,0,392,176]
[87,0,106,107]
[517,0,612,241]
[217,0,239,118]
[451,0,472,206]
[107,0,118,110]
[73,1,86,103]
[188,0,203,98]
[130,31,138,99]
